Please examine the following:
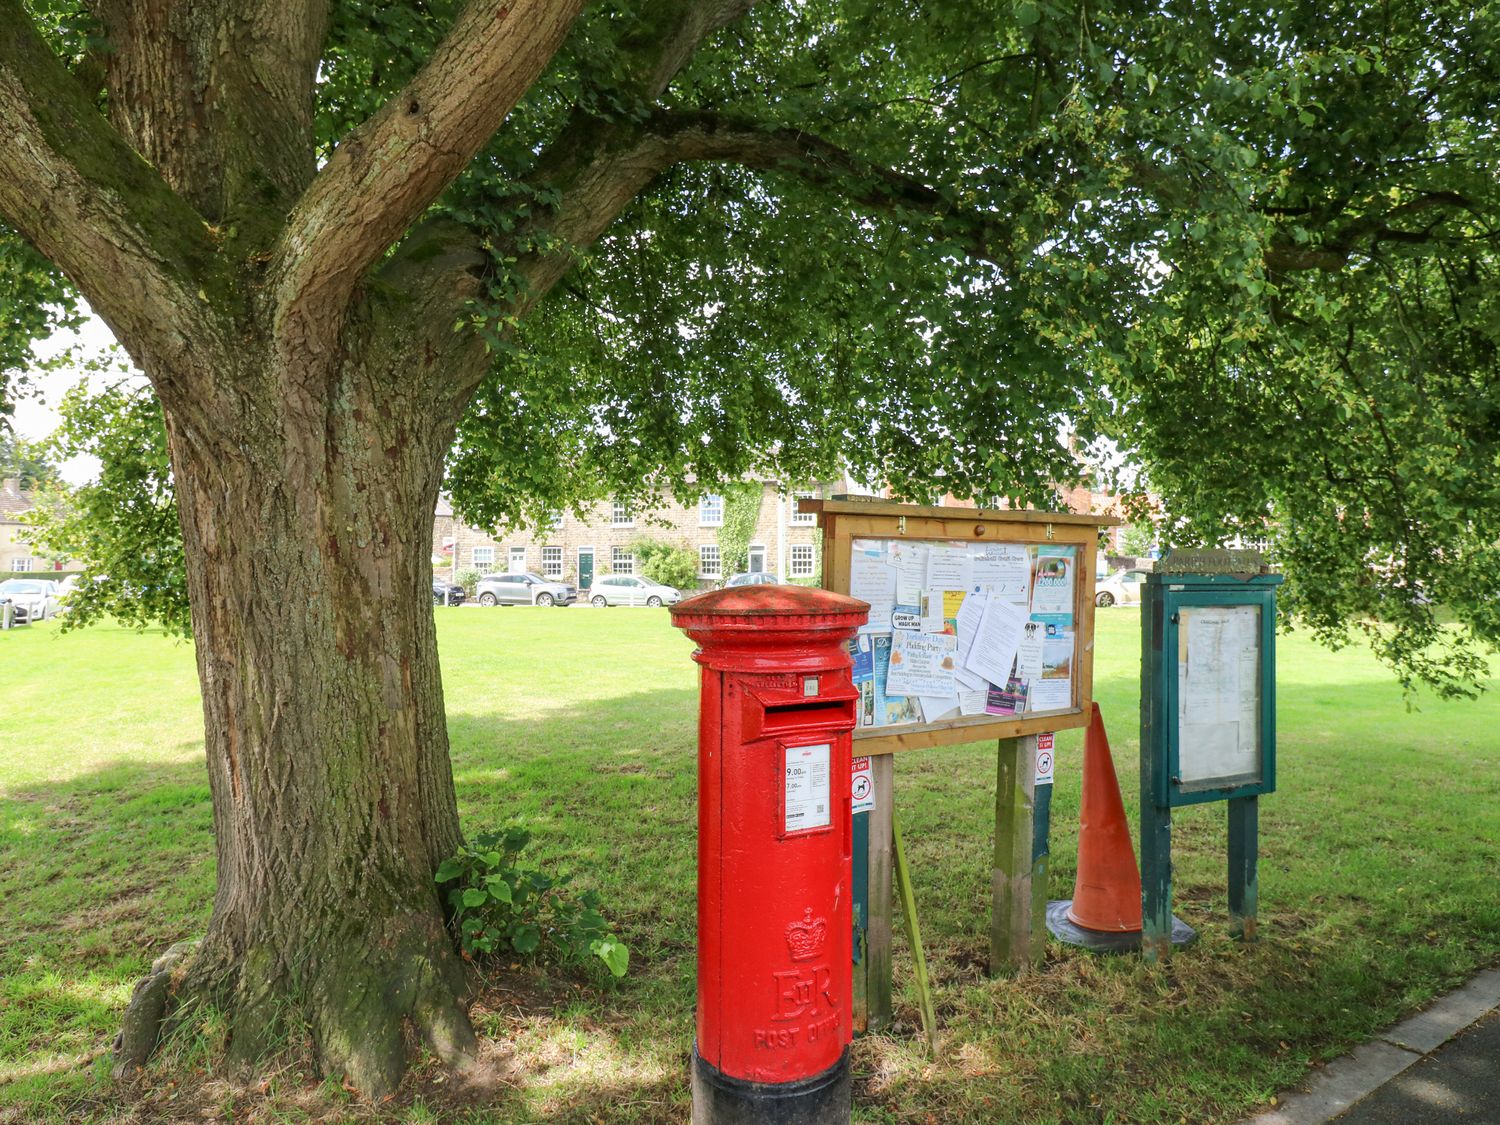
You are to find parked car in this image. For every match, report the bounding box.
[0,595,30,627]
[475,572,577,607]
[432,579,466,606]
[587,575,682,607]
[0,579,60,621]
[1094,569,1147,607]
[725,571,781,587]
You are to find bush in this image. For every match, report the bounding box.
[455,567,482,593]
[630,539,699,589]
[435,827,629,978]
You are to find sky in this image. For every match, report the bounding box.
[12,309,128,484]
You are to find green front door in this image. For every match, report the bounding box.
[578,548,594,591]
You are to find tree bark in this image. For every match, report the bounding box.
[117,293,486,1098]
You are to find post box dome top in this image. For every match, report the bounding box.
[670,583,869,631]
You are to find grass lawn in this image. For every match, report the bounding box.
[2,607,1498,1123]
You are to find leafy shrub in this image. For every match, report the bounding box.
[455,567,482,592]
[629,538,699,589]
[435,827,629,978]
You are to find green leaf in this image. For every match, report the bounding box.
[510,924,542,954]
[592,938,630,978]
[461,887,488,909]
[434,858,465,883]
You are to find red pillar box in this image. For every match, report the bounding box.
[671,585,869,1124]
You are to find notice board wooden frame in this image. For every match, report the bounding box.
[804,497,1119,755]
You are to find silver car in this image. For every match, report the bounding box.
[587,575,682,607]
[475,572,576,607]
[725,571,780,587]
[0,579,61,621]
[1094,569,1147,607]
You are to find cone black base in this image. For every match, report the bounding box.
[692,1046,850,1124]
[1045,899,1196,953]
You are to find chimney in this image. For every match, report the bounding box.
[1,478,20,499]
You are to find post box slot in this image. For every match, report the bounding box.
[761,699,855,731]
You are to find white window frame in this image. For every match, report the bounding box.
[790,543,816,577]
[790,490,817,525]
[611,500,634,527]
[698,494,724,527]
[541,545,563,578]
[10,556,34,572]
[545,510,565,532]
[470,546,495,569]
[699,544,721,578]
[612,546,634,575]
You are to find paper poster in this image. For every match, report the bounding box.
[890,542,928,607]
[918,695,960,723]
[1016,621,1045,685]
[1029,678,1071,711]
[849,548,897,630]
[851,756,875,813]
[955,590,987,668]
[926,545,972,591]
[784,743,831,833]
[891,607,922,631]
[958,688,989,716]
[850,632,874,684]
[1031,545,1077,616]
[883,693,921,725]
[986,677,1029,716]
[1178,605,1261,783]
[886,630,959,698]
[963,596,1029,688]
[971,544,1031,603]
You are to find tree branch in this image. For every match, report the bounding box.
[0,3,220,407]
[271,0,584,361]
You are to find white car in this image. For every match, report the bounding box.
[587,575,682,607]
[0,578,62,621]
[1094,569,1147,607]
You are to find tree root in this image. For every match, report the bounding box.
[114,912,476,1102]
[112,939,199,1080]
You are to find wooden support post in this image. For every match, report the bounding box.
[1228,796,1259,942]
[990,734,1040,975]
[865,754,895,1030]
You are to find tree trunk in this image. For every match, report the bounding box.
[121,316,479,1099]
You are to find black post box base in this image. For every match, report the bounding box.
[692,1047,850,1125]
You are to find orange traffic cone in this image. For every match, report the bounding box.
[1065,702,1142,933]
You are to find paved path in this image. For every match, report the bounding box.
[1333,1010,1500,1123]
[1246,969,1500,1125]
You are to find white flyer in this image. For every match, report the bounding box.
[954,590,988,668]
[971,544,1031,603]
[918,695,960,723]
[926,545,973,591]
[963,597,1029,689]
[851,756,875,814]
[885,630,959,698]
[784,744,831,833]
[890,542,928,607]
[1016,622,1045,684]
[958,688,990,716]
[848,549,897,630]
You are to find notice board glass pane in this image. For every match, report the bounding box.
[847,537,1079,732]
[1176,604,1262,788]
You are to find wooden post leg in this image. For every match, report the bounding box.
[866,754,894,1030]
[990,735,1038,976]
[1228,796,1259,942]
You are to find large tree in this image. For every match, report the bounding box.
[2,0,1496,1098]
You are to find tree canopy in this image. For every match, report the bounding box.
[6,1,1495,692]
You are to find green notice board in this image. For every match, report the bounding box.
[1143,571,1283,808]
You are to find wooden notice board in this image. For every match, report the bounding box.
[805,497,1118,755]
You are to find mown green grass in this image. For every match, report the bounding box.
[1,608,1497,1123]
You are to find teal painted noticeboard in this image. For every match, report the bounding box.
[1142,572,1283,808]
